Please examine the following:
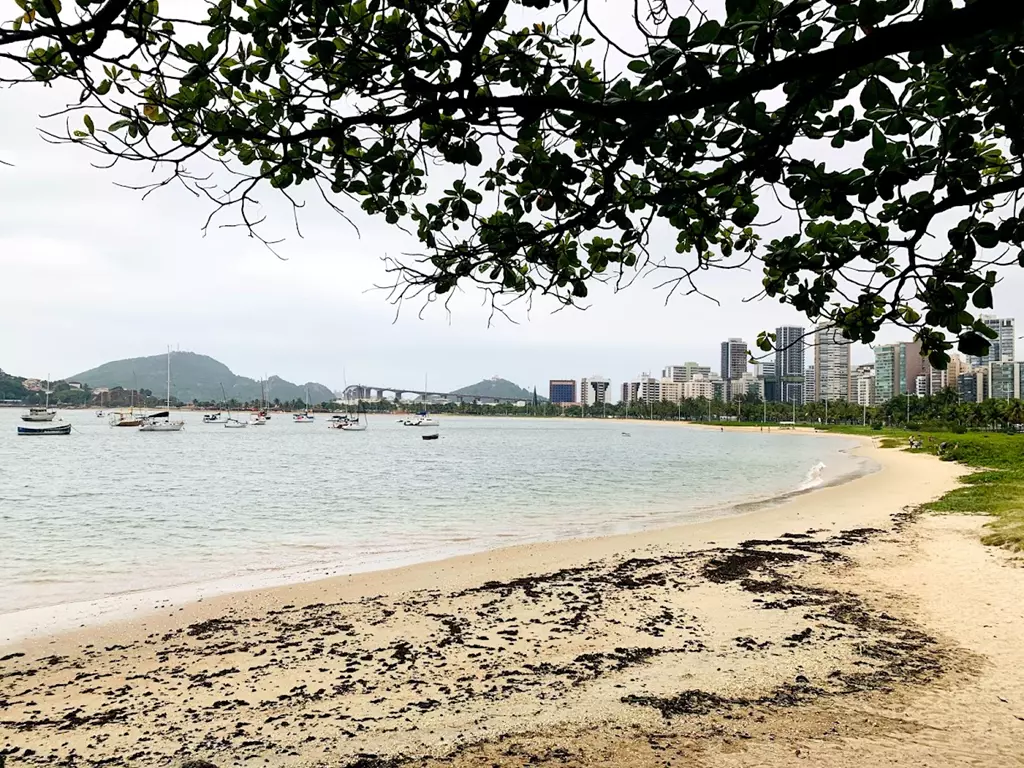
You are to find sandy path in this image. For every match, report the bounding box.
[5,440,1019,768]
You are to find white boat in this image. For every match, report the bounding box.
[22,376,56,421]
[331,408,367,431]
[95,410,105,418]
[139,348,184,432]
[249,413,267,426]
[219,383,247,428]
[140,412,185,432]
[203,412,225,423]
[404,414,439,427]
[22,407,56,423]
[294,387,315,422]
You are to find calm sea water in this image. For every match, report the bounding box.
[0,410,865,627]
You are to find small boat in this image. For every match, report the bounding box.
[294,387,315,422]
[331,408,367,431]
[421,432,439,441]
[110,380,142,426]
[203,412,225,423]
[109,411,143,427]
[18,423,71,436]
[139,411,185,432]
[22,375,57,422]
[404,412,439,427]
[139,349,185,432]
[224,417,248,429]
[22,407,57,422]
[95,410,105,418]
[249,413,267,426]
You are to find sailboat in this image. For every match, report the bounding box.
[403,373,438,426]
[109,378,142,427]
[331,405,367,431]
[21,375,56,422]
[293,387,315,422]
[140,348,185,432]
[221,384,247,428]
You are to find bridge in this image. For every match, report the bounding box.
[341,384,527,404]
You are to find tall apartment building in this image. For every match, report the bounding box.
[874,345,897,403]
[682,375,716,400]
[874,340,925,402]
[988,361,1024,400]
[968,316,1015,367]
[720,338,748,380]
[813,324,852,402]
[757,360,778,402]
[958,371,984,403]
[775,325,807,404]
[852,364,876,406]
[580,376,610,407]
[663,363,712,382]
[804,365,816,403]
[898,340,926,396]
[624,374,661,405]
[928,354,968,395]
[548,379,577,405]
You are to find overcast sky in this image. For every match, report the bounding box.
[1,4,1021,394]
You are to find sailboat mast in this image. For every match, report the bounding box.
[166,346,171,409]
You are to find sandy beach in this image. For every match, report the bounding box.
[2,437,1022,767]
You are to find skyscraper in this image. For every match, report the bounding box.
[852,364,876,406]
[813,324,852,402]
[804,365,816,403]
[775,326,806,404]
[720,338,748,381]
[874,344,897,402]
[580,376,610,407]
[968,316,1015,366]
[874,340,925,402]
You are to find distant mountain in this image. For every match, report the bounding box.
[451,377,545,402]
[70,352,335,404]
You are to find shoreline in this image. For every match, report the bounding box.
[6,439,1007,768]
[2,430,870,646]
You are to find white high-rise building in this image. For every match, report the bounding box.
[813,324,852,402]
[663,363,711,383]
[852,364,876,406]
[720,338,748,381]
[968,316,1015,366]
[682,375,716,400]
[804,365,816,403]
[580,376,610,407]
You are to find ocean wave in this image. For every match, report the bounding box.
[798,461,828,491]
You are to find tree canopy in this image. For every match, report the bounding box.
[2,0,1023,365]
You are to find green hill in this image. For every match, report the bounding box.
[70,352,335,404]
[451,377,544,402]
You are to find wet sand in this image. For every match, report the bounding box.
[3,438,1021,767]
